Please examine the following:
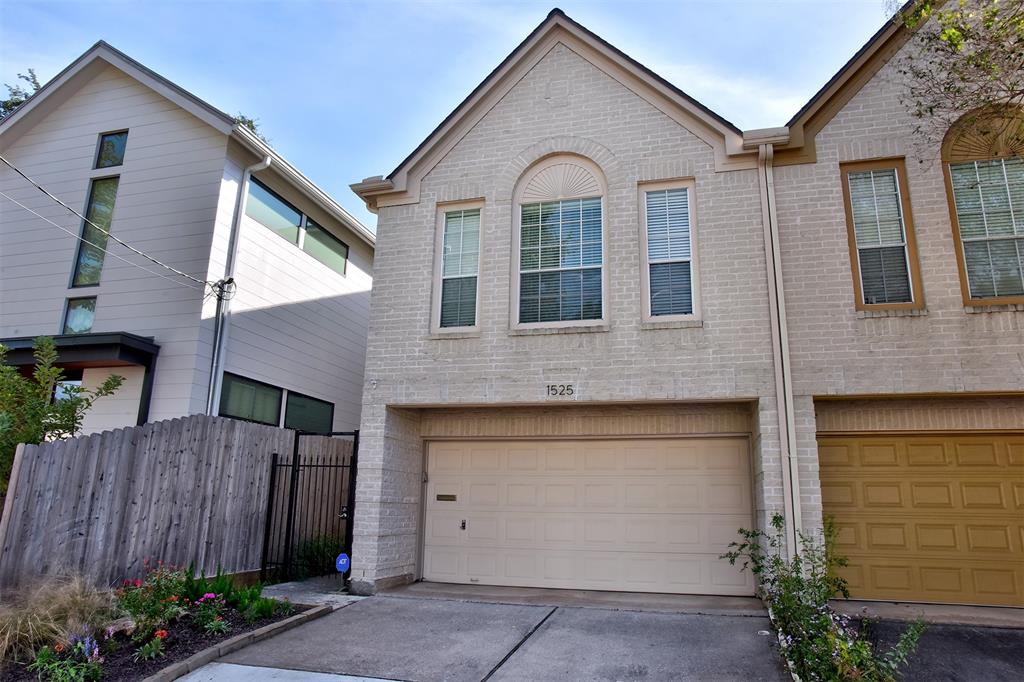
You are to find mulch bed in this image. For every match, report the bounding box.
[3,604,307,682]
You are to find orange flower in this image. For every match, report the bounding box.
[54,643,65,653]
[154,629,169,640]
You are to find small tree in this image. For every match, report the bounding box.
[0,337,123,496]
[0,69,41,120]
[233,113,271,144]
[893,0,1024,153]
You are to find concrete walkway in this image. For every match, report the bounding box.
[206,594,786,681]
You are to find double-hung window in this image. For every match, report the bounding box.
[641,181,698,319]
[840,159,924,309]
[436,206,481,330]
[948,157,1024,301]
[518,198,603,324]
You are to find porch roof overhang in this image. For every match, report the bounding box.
[1,332,160,370]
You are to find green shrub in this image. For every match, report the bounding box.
[131,635,165,662]
[722,514,925,682]
[27,643,102,682]
[115,563,187,638]
[293,535,345,579]
[182,565,239,605]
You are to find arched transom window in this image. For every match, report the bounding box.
[513,155,607,326]
[943,107,1024,303]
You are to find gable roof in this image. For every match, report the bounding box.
[0,41,375,246]
[352,8,758,211]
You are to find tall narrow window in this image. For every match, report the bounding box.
[439,208,480,328]
[71,177,119,287]
[949,158,1024,299]
[63,297,96,334]
[95,131,128,168]
[643,183,696,317]
[840,159,923,309]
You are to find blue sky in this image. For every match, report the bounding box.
[0,0,893,229]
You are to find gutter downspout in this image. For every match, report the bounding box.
[757,143,802,556]
[205,154,272,415]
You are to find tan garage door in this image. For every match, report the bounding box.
[422,438,754,595]
[820,433,1024,607]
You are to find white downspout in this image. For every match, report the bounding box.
[205,154,272,415]
[757,143,802,556]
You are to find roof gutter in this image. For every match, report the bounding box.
[205,154,272,415]
[756,139,802,557]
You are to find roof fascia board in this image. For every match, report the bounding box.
[353,13,754,210]
[0,42,235,142]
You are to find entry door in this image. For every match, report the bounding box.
[422,438,754,595]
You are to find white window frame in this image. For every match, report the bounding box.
[431,199,484,335]
[638,178,701,323]
[510,155,609,331]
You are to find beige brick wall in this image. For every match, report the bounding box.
[352,43,785,590]
[816,396,1024,432]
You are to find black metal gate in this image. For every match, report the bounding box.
[260,430,358,584]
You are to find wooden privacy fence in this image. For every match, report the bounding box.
[0,414,352,589]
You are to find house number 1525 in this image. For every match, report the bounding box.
[546,384,575,397]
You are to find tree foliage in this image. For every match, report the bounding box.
[0,337,123,496]
[233,113,271,144]
[894,0,1024,151]
[0,69,41,120]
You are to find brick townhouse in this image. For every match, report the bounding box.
[348,9,1023,607]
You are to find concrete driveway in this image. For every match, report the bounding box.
[205,594,788,681]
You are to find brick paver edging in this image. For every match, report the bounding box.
[142,604,334,682]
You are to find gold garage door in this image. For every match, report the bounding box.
[423,438,755,595]
[819,433,1024,606]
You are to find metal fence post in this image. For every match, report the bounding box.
[343,430,359,585]
[280,431,304,580]
[259,452,280,582]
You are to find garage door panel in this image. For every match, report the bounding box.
[424,438,753,596]
[820,433,1024,606]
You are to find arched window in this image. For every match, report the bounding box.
[942,106,1024,304]
[512,155,607,327]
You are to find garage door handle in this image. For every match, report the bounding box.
[460,520,466,530]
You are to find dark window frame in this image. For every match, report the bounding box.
[70,174,121,288]
[62,296,97,334]
[283,389,335,434]
[218,371,283,427]
[93,130,129,169]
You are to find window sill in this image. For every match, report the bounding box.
[428,331,481,340]
[640,318,703,330]
[964,302,1024,313]
[509,323,609,336]
[855,308,927,319]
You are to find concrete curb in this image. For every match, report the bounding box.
[142,604,333,682]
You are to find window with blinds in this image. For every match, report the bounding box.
[519,197,602,323]
[645,187,694,316]
[440,208,480,328]
[949,157,1024,299]
[845,166,914,305]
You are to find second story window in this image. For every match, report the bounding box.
[71,176,119,287]
[840,159,924,309]
[513,155,607,328]
[63,296,96,334]
[438,207,480,329]
[245,177,349,276]
[642,181,699,319]
[95,131,128,168]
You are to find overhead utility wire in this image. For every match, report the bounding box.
[0,189,204,291]
[0,154,212,289]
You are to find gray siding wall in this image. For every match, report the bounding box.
[0,64,226,425]
[216,142,373,432]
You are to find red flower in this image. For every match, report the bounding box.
[154,630,169,640]
[54,643,65,653]
[133,579,143,588]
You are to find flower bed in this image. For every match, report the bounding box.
[1,563,304,682]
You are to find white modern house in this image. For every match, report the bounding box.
[0,42,374,435]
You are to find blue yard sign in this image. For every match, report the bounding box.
[336,553,350,573]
